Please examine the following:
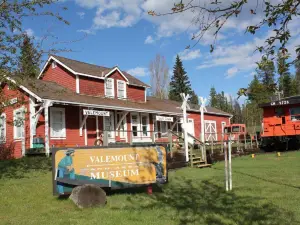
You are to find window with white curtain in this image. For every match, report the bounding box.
[50,107,66,138]
[14,108,25,139]
[0,113,6,143]
[105,78,114,97]
[117,80,126,99]
[141,115,149,137]
[131,114,139,137]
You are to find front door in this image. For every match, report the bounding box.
[103,112,115,143]
[205,120,217,141]
[187,118,195,143]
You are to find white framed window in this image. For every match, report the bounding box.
[105,78,114,98]
[141,114,150,137]
[13,107,25,140]
[50,107,66,139]
[0,113,6,143]
[160,121,168,137]
[117,80,126,99]
[290,107,300,121]
[52,61,57,69]
[131,113,140,137]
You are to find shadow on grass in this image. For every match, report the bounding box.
[213,167,300,190]
[106,183,163,196]
[114,177,297,225]
[0,156,52,179]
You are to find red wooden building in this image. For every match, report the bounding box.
[0,55,232,158]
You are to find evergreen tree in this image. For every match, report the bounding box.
[277,52,292,97]
[209,86,218,107]
[169,55,192,102]
[291,76,298,96]
[256,57,275,87]
[18,34,40,79]
[189,90,199,105]
[232,100,242,124]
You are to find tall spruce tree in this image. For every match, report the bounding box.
[189,90,199,105]
[277,52,293,97]
[209,86,218,107]
[18,34,40,79]
[256,57,275,87]
[169,55,195,103]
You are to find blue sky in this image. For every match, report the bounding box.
[23,0,300,102]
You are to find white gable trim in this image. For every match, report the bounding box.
[104,67,129,83]
[37,56,104,80]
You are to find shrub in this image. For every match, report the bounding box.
[0,142,15,160]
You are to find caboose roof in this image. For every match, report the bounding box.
[259,95,300,108]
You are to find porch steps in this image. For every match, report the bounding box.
[197,164,212,168]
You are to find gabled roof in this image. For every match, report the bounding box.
[19,79,232,117]
[38,55,149,88]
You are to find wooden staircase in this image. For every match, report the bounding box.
[189,152,211,168]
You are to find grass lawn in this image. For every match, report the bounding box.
[1,152,300,225]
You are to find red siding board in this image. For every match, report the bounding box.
[41,63,76,92]
[79,76,104,96]
[128,85,145,102]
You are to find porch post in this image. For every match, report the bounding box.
[29,97,35,148]
[199,97,207,160]
[96,116,99,140]
[45,105,50,157]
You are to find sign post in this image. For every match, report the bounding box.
[180,93,190,162]
[199,97,207,160]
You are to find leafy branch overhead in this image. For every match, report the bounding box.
[148,0,300,58]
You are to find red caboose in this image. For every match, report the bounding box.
[260,96,300,150]
[224,124,246,141]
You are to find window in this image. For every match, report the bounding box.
[290,107,300,121]
[275,108,284,117]
[0,113,6,143]
[105,78,114,98]
[232,126,240,133]
[131,114,139,137]
[141,115,149,137]
[50,108,66,138]
[52,61,57,69]
[14,108,25,140]
[117,80,126,99]
[160,121,168,137]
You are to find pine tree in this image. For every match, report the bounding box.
[277,52,292,97]
[189,90,199,105]
[256,57,275,87]
[169,55,192,102]
[18,34,40,79]
[248,75,267,104]
[291,76,298,96]
[232,100,242,123]
[209,86,218,107]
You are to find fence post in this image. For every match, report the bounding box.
[151,130,155,144]
[228,136,233,191]
[168,131,173,158]
[255,134,259,149]
[221,135,224,153]
[190,145,193,168]
[103,130,108,146]
[250,134,253,149]
[224,140,228,191]
[237,134,240,152]
[204,144,207,164]
[130,130,133,146]
[244,133,247,150]
[211,139,214,155]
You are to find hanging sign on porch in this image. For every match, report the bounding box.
[83,109,110,116]
[156,115,173,122]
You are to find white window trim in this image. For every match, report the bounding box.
[52,61,57,69]
[117,80,127,99]
[50,107,66,139]
[0,113,6,143]
[141,113,150,138]
[105,78,115,98]
[13,107,25,140]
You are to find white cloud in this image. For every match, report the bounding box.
[145,35,155,44]
[178,49,201,61]
[225,67,238,79]
[127,67,148,77]
[77,12,85,19]
[25,28,34,37]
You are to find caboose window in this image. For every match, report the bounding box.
[232,126,240,132]
[275,108,284,117]
[290,107,300,121]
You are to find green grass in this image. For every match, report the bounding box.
[1,152,300,225]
